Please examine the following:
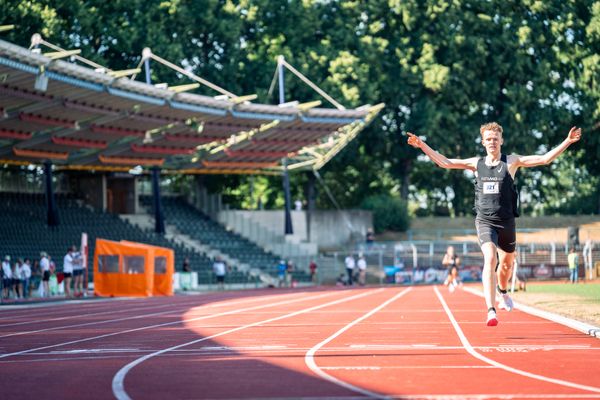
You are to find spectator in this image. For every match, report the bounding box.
[286,260,295,288]
[357,254,367,286]
[294,198,303,211]
[212,256,227,290]
[72,246,84,297]
[568,248,579,284]
[63,247,76,298]
[309,260,318,283]
[336,273,346,286]
[21,258,32,299]
[2,256,13,299]
[182,257,192,272]
[13,259,23,299]
[442,245,462,292]
[39,252,50,297]
[277,260,287,288]
[366,228,375,249]
[344,254,356,286]
[31,259,41,295]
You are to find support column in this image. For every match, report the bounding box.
[279,56,293,235]
[305,171,316,242]
[151,166,165,234]
[283,158,293,235]
[44,161,59,227]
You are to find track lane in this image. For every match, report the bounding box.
[438,285,600,395]
[115,288,394,400]
[0,290,319,339]
[305,286,492,398]
[2,286,600,400]
[0,289,351,400]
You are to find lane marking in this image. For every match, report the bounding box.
[112,288,385,400]
[392,395,600,399]
[434,286,600,393]
[0,291,311,330]
[0,290,342,359]
[305,288,412,400]
[462,286,600,338]
[321,365,494,370]
[0,292,308,338]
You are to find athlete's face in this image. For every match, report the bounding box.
[481,130,503,154]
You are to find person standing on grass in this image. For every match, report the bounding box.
[212,256,227,291]
[309,259,318,283]
[21,258,32,299]
[568,247,579,284]
[344,254,356,286]
[63,247,76,298]
[357,254,367,286]
[71,247,84,297]
[407,122,582,326]
[39,252,50,297]
[2,256,13,299]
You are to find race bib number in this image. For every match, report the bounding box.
[483,182,499,194]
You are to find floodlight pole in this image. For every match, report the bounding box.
[151,166,165,234]
[44,161,59,227]
[143,50,165,234]
[305,171,316,242]
[279,56,294,236]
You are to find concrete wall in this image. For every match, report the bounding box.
[218,209,372,249]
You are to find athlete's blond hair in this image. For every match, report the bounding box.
[480,122,503,139]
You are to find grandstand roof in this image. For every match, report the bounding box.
[0,37,383,174]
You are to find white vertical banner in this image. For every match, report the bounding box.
[81,232,88,290]
[80,232,87,271]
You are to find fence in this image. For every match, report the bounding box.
[314,239,600,286]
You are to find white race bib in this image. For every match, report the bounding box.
[483,182,499,194]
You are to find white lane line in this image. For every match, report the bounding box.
[0,298,216,328]
[434,286,600,394]
[0,290,342,360]
[0,298,138,316]
[0,303,176,329]
[462,285,600,338]
[392,394,600,399]
[0,291,307,338]
[305,288,413,400]
[112,288,385,400]
[321,365,494,370]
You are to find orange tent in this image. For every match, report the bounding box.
[93,239,174,297]
[121,241,174,296]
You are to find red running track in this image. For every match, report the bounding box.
[0,286,599,399]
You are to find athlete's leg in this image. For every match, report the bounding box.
[496,249,515,291]
[481,242,498,311]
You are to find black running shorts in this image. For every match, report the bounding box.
[475,217,516,253]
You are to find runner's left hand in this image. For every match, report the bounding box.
[567,126,582,144]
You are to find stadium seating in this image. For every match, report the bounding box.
[0,192,254,285]
[140,196,311,283]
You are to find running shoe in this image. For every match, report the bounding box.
[448,283,455,293]
[497,292,514,311]
[486,309,498,326]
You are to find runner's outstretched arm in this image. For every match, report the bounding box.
[512,126,582,168]
[406,132,477,171]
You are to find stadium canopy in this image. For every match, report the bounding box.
[0,32,383,175]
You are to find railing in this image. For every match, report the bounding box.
[218,211,316,258]
[316,239,600,286]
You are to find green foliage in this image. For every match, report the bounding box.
[361,194,410,233]
[525,283,600,302]
[1,0,599,218]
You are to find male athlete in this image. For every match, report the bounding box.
[407,122,582,325]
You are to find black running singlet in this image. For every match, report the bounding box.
[474,154,519,220]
